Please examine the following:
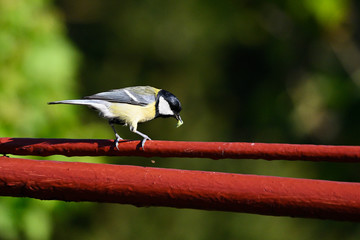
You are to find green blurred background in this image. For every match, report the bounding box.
[1,0,360,239]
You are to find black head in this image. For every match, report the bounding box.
[156,89,182,118]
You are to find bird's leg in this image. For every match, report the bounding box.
[109,121,122,150]
[129,126,151,148]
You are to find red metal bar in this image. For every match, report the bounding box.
[0,156,359,221]
[0,137,360,162]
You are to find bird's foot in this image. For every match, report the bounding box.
[140,137,152,149]
[114,134,123,150]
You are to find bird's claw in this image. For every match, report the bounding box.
[114,134,123,150]
[140,137,151,149]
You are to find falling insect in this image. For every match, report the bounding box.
[48,86,183,149]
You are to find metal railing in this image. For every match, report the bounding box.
[0,137,359,221]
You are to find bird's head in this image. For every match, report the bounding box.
[156,89,183,127]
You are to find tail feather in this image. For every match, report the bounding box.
[48,99,113,118]
[48,99,102,105]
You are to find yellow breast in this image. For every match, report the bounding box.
[109,102,156,128]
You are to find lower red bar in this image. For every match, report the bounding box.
[0,156,359,221]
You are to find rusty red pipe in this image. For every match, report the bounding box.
[0,156,359,221]
[1,137,360,162]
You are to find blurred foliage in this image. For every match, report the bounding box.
[0,0,91,239]
[1,0,360,239]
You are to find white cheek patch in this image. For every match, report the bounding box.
[158,96,174,115]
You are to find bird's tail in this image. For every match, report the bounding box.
[48,99,105,106]
[48,99,112,118]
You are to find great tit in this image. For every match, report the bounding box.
[48,86,183,148]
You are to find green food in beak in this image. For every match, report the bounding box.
[176,115,183,128]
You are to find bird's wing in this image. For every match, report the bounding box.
[83,86,159,106]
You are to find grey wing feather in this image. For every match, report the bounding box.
[83,86,158,106]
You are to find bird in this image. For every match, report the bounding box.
[48,86,183,149]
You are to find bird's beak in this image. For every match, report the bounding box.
[175,114,183,128]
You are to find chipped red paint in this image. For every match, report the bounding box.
[0,156,359,221]
[0,137,360,162]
